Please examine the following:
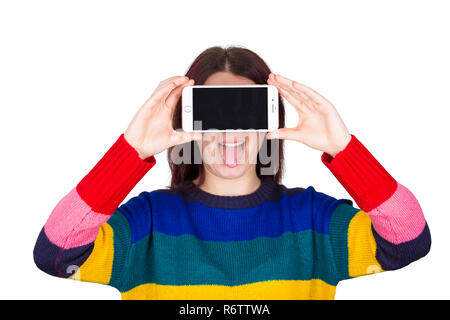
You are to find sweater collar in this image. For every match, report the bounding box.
[179,177,277,209]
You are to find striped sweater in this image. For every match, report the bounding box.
[33,133,431,299]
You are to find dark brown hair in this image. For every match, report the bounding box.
[167,45,286,189]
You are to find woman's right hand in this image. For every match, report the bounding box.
[124,76,202,160]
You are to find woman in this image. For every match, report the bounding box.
[33,46,431,300]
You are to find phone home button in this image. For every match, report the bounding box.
[184,105,191,113]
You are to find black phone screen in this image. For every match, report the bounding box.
[192,87,268,130]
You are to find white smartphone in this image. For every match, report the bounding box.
[181,85,279,132]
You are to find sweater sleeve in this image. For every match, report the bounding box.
[33,134,156,288]
[321,134,431,281]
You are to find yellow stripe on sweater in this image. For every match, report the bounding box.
[120,279,336,300]
[348,211,383,277]
[72,222,114,284]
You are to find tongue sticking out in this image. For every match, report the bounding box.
[221,144,244,168]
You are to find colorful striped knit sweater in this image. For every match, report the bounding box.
[33,134,431,300]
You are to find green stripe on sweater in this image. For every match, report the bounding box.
[115,229,341,292]
[329,203,361,281]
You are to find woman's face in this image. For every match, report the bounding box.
[196,71,266,180]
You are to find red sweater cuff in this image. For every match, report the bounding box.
[76,134,156,215]
[321,134,397,212]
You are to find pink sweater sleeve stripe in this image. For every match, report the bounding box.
[40,134,156,252]
[321,134,428,245]
[368,183,426,244]
[43,188,111,249]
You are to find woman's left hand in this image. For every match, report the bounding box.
[266,73,352,158]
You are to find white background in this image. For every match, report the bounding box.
[0,0,448,300]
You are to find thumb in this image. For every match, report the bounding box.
[170,131,203,146]
[267,128,299,141]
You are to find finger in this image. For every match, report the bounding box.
[272,73,294,85]
[268,75,302,101]
[292,81,332,106]
[157,75,188,89]
[268,76,309,109]
[166,79,194,112]
[170,130,203,146]
[268,79,308,114]
[272,74,309,101]
[270,75,317,112]
[271,74,300,95]
[266,128,299,141]
[150,76,190,103]
[296,90,317,112]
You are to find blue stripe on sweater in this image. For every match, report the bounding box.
[117,185,353,244]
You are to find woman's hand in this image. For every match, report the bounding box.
[266,73,352,157]
[124,76,202,160]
